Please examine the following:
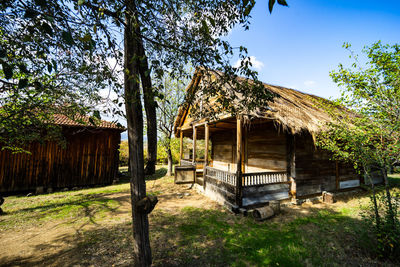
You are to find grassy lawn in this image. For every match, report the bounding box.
[0,169,399,266]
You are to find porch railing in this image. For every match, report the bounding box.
[242,172,288,186]
[205,166,237,186]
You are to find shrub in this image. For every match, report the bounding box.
[361,191,400,259]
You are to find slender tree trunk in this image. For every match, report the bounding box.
[381,167,395,225]
[364,166,380,229]
[167,147,173,176]
[138,41,157,176]
[124,3,152,266]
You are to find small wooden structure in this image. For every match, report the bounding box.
[0,114,124,194]
[173,70,361,210]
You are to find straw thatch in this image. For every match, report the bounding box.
[174,69,345,136]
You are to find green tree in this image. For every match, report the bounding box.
[317,42,400,257]
[1,0,288,265]
[157,72,187,176]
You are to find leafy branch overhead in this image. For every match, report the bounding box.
[0,0,288,151]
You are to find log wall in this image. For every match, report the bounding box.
[294,133,360,197]
[0,127,121,193]
[211,130,235,172]
[246,122,287,172]
[211,122,287,173]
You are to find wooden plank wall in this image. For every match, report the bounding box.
[204,174,236,207]
[0,128,121,193]
[211,130,235,172]
[294,133,359,197]
[246,122,287,173]
[211,121,287,173]
[242,183,290,207]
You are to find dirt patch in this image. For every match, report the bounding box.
[0,177,219,266]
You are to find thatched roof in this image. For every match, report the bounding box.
[174,69,346,136]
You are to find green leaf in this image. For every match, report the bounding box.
[277,0,288,6]
[18,79,28,89]
[42,22,53,36]
[2,63,13,79]
[24,9,38,19]
[34,0,47,7]
[0,48,6,59]
[268,0,276,13]
[82,33,92,42]
[61,31,74,45]
[78,0,86,6]
[93,110,101,119]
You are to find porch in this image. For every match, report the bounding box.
[175,116,296,209]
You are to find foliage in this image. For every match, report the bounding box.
[317,42,400,174]
[317,41,400,259]
[361,191,400,259]
[157,138,180,164]
[119,140,147,166]
[0,1,119,151]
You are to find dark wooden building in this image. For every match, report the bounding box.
[0,114,124,194]
[174,70,361,210]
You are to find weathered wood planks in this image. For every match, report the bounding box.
[0,128,121,193]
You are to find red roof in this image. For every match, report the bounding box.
[53,114,125,131]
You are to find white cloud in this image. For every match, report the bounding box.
[304,80,316,87]
[234,56,265,70]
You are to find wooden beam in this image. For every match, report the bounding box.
[204,123,209,167]
[242,126,246,173]
[236,116,243,207]
[203,123,209,189]
[287,134,296,201]
[192,125,197,164]
[179,130,183,165]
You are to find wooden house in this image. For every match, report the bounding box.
[0,114,124,194]
[174,70,361,210]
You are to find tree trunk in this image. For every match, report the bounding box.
[124,3,152,266]
[167,147,173,176]
[138,40,157,176]
[364,166,380,229]
[381,167,395,225]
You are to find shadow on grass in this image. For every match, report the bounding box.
[1,205,394,267]
[0,192,131,229]
[118,167,168,183]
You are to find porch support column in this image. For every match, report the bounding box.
[236,116,243,207]
[287,133,296,202]
[203,123,209,188]
[179,130,183,166]
[192,125,197,165]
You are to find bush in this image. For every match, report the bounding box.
[362,191,400,259]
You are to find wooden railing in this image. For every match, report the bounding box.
[205,166,237,186]
[242,172,288,186]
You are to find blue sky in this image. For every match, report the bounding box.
[227,0,400,99]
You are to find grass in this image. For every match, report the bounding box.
[1,169,400,266]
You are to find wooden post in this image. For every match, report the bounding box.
[236,117,243,207]
[287,134,296,202]
[192,125,197,165]
[179,130,183,166]
[203,123,209,189]
[242,126,246,173]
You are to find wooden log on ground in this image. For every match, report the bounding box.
[252,206,274,221]
[269,200,280,214]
